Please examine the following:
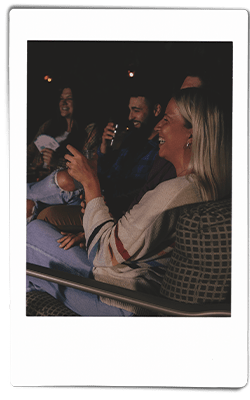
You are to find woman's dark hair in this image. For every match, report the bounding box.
[41,78,90,155]
[46,79,82,137]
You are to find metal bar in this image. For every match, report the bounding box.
[26,263,231,317]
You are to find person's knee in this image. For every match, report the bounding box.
[37,205,83,233]
[37,206,55,224]
[56,170,76,191]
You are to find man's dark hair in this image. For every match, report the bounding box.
[126,78,161,110]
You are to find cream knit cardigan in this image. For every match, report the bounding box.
[83,176,202,313]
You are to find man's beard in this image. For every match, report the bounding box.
[128,117,154,142]
[121,122,154,167]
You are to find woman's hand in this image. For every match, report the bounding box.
[57,231,86,250]
[65,145,97,184]
[80,194,86,214]
[65,145,102,203]
[41,148,56,168]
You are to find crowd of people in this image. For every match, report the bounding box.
[26,68,232,316]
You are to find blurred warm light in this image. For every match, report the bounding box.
[44,75,52,82]
[128,71,135,78]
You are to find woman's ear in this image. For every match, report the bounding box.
[187,132,193,146]
[153,103,161,117]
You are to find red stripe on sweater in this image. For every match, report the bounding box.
[114,224,130,260]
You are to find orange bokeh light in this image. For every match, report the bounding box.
[44,75,49,80]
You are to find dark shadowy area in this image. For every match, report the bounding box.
[27,41,232,144]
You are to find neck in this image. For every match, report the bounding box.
[175,149,192,177]
[175,160,193,177]
[176,167,190,177]
[66,117,73,132]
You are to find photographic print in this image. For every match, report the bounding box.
[10,8,248,388]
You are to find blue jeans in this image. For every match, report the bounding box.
[26,220,132,316]
[27,170,83,220]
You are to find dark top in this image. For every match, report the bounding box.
[128,155,176,210]
[97,129,159,218]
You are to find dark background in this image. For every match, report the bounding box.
[27,41,232,144]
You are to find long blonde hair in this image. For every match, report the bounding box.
[174,88,232,201]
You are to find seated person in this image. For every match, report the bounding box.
[126,73,204,209]
[27,81,99,177]
[36,74,204,234]
[27,81,100,217]
[27,89,163,221]
[26,88,232,316]
[37,156,176,237]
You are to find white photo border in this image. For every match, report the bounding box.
[9,8,248,387]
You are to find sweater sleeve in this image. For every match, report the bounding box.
[83,177,201,268]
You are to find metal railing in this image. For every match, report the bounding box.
[26,263,231,317]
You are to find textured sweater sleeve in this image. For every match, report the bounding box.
[83,177,201,268]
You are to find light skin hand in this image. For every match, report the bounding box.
[65,145,102,204]
[41,148,55,167]
[57,231,86,250]
[100,122,115,154]
[80,194,86,214]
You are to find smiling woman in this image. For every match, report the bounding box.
[59,87,74,120]
[27,81,99,180]
[156,97,193,176]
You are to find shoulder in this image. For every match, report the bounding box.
[41,119,52,129]
[36,119,53,134]
[152,176,191,195]
[30,120,52,142]
[137,176,201,211]
[84,122,97,133]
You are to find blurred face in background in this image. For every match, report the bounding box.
[128,96,151,129]
[59,88,74,119]
[181,76,203,89]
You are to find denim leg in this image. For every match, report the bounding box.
[27,170,84,221]
[26,220,132,316]
[27,220,93,277]
[27,169,83,205]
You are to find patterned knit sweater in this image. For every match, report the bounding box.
[83,176,202,313]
